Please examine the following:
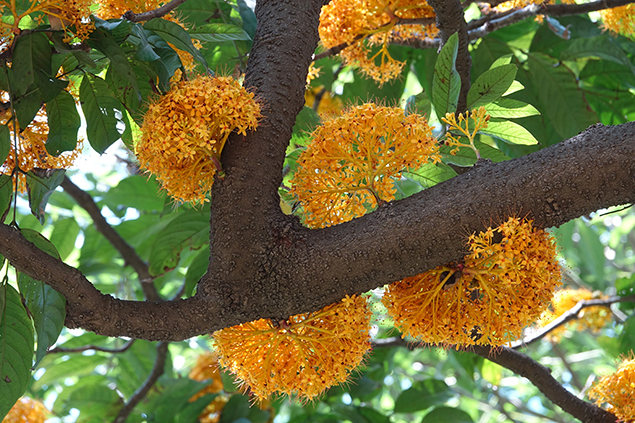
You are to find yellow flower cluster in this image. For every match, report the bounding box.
[319,0,437,84]
[188,352,228,423]
[135,75,261,204]
[96,0,202,70]
[493,0,574,13]
[304,86,343,118]
[0,103,82,193]
[0,0,93,47]
[289,103,439,229]
[442,107,490,159]
[589,354,635,423]
[383,217,562,346]
[600,5,635,37]
[539,288,611,342]
[2,397,48,423]
[212,295,372,401]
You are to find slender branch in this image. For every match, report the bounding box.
[122,0,188,22]
[470,346,617,423]
[61,176,161,302]
[48,339,135,354]
[552,343,584,393]
[510,295,635,349]
[113,342,169,423]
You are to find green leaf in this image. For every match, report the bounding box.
[0,175,12,221]
[145,18,209,69]
[32,354,108,390]
[478,119,538,145]
[0,124,7,166]
[18,272,66,368]
[11,32,52,98]
[467,64,517,109]
[404,163,458,189]
[560,35,635,71]
[0,284,35,418]
[184,248,209,297]
[189,23,251,42]
[219,394,250,423]
[46,90,81,155]
[148,211,210,276]
[293,106,321,135]
[20,228,60,258]
[393,379,453,413]
[25,169,66,224]
[102,175,166,213]
[49,217,81,260]
[142,376,210,423]
[480,360,503,385]
[485,98,540,118]
[490,54,512,68]
[236,0,257,39]
[88,28,138,93]
[421,407,474,423]
[432,32,460,118]
[13,85,42,130]
[61,384,122,422]
[503,80,524,96]
[80,74,126,154]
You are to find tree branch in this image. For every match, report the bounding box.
[113,342,169,423]
[122,0,188,22]
[471,346,617,423]
[61,176,161,302]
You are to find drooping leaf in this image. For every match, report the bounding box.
[0,284,35,418]
[393,379,454,413]
[485,98,540,118]
[145,18,209,69]
[13,85,43,130]
[88,28,139,93]
[466,63,517,109]
[0,175,12,221]
[46,90,81,155]
[432,32,460,118]
[25,169,66,223]
[79,74,125,154]
[236,0,257,40]
[189,23,251,42]
[184,248,209,297]
[478,118,538,145]
[11,32,53,98]
[148,211,210,276]
[0,124,7,166]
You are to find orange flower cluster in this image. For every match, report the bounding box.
[135,75,261,204]
[304,87,343,118]
[600,4,635,37]
[0,0,93,47]
[289,103,439,229]
[212,295,372,401]
[383,217,562,346]
[188,352,228,423]
[493,0,574,13]
[0,103,82,193]
[3,397,48,423]
[319,0,437,84]
[589,354,635,423]
[96,0,202,70]
[442,107,491,159]
[539,288,611,342]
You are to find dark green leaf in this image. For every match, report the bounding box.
[236,0,257,39]
[18,272,66,367]
[49,217,81,260]
[190,23,251,42]
[46,90,81,155]
[94,17,132,44]
[560,36,635,71]
[478,118,538,145]
[148,211,210,276]
[25,169,66,224]
[0,284,34,418]
[13,85,42,130]
[88,28,138,93]
[79,74,125,154]
[184,248,209,297]
[405,91,432,118]
[11,32,52,98]
[0,125,8,165]
[432,32,460,118]
[143,376,210,423]
[60,384,122,422]
[393,379,453,413]
[145,18,209,69]
[293,106,321,135]
[466,64,517,109]
[485,98,540,118]
[421,407,474,423]
[219,394,250,423]
[0,175,12,221]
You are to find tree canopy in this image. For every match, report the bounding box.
[1,0,635,422]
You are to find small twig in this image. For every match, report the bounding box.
[48,339,135,354]
[61,176,161,301]
[551,343,585,393]
[113,342,169,423]
[123,0,188,22]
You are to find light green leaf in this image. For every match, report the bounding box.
[49,218,81,260]
[148,211,210,276]
[61,384,122,423]
[479,119,538,145]
[503,80,524,96]
[102,175,166,213]
[0,284,34,418]
[79,74,125,154]
[46,90,81,155]
[432,33,460,118]
[485,98,540,118]
[0,175,11,221]
[32,354,108,390]
[189,23,251,42]
[560,35,635,71]
[404,163,458,189]
[467,64,517,109]
[490,54,512,68]
[25,169,66,224]
[145,18,209,69]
